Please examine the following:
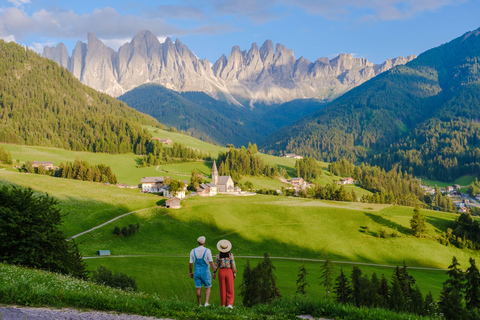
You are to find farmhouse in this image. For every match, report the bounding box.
[140,176,169,193]
[32,161,57,170]
[289,177,305,187]
[340,177,354,185]
[196,183,218,197]
[152,137,172,145]
[445,186,454,193]
[281,153,303,159]
[166,197,181,209]
[163,182,188,199]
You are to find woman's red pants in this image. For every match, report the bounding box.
[218,268,234,306]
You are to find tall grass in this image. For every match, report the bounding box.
[0,263,441,320]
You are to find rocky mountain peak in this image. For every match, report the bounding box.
[43,30,416,106]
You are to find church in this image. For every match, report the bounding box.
[211,160,235,192]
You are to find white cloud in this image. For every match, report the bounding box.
[7,0,30,7]
[29,40,56,54]
[100,38,131,50]
[1,34,16,42]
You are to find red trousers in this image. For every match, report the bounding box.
[218,268,234,306]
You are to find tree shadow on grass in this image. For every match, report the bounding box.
[425,215,454,234]
[363,212,411,235]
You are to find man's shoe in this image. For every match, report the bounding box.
[204,303,210,307]
[227,305,233,309]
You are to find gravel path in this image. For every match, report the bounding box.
[0,306,172,320]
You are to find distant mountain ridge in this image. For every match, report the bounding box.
[261,27,480,182]
[43,30,416,106]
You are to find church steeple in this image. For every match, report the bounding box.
[212,160,218,185]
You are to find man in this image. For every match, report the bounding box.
[189,236,216,306]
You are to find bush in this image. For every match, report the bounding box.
[91,266,137,291]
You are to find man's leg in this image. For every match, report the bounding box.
[196,287,202,305]
[205,286,211,305]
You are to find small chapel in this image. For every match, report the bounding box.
[211,160,235,192]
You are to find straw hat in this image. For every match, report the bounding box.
[217,239,232,253]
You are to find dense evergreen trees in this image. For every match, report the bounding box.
[217,145,279,182]
[0,185,87,279]
[22,158,119,184]
[0,40,160,154]
[295,157,322,181]
[140,141,210,166]
[240,253,281,307]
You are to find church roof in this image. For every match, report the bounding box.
[212,160,218,176]
[217,176,231,185]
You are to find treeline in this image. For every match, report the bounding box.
[440,212,480,250]
[21,158,118,185]
[140,141,211,166]
[328,257,480,319]
[217,144,280,182]
[295,157,322,181]
[368,119,480,182]
[0,146,12,164]
[328,159,455,210]
[0,40,161,154]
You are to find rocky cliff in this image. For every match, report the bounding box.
[43,30,416,106]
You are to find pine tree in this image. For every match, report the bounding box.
[240,260,255,307]
[410,206,427,236]
[465,257,480,310]
[424,291,437,316]
[319,256,335,299]
[296,261,309,296]
[333,267,351,304]
[378,275,390,308]
[350,265,363,307]
[389,276,407,312]
[410,285,425,315]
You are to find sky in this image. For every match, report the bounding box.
[0,0,479,65]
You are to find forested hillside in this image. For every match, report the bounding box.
[0,40,161,154]
[119,83,327,146]
[261,27,480,181]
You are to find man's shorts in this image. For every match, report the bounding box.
[194,269,212,288]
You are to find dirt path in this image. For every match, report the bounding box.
[70,207,157,239]
[0,306,171,320]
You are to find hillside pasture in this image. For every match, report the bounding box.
[0,171,160,237]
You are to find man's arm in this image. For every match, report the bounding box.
[189,263,193,278]
[210,261,216,279]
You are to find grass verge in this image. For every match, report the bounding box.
[0,263,441,320]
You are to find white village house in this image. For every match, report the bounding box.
[140,176,187,198]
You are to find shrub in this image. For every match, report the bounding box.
[91,266,137,291]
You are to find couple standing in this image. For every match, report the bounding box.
[189,236,236,308]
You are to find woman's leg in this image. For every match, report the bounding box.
[225,269,234,306]
[218,269,227,306]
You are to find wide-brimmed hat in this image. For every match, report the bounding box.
[217,239,232,253]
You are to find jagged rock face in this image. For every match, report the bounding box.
[43,30,416,106]
[212,42,417,106]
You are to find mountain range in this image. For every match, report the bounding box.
[43,30,415,107]
[261,27,480,181]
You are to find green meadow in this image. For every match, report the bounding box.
[84,256,448,304]
[0,170,160,237]
[1,136,476,308]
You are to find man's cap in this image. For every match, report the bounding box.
[197,236,206,244]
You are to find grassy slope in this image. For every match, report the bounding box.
[85,256,448,305]
[0,170,472,304]
[1,126,343,190]
[0,171,160,237]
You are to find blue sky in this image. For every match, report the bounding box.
[1,0,479,64]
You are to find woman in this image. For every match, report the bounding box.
[213,239,236,308]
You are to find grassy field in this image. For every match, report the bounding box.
[421,174,476,193]
[0,263,442,320]
[0,170,160,237]
[84,256,448,304]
